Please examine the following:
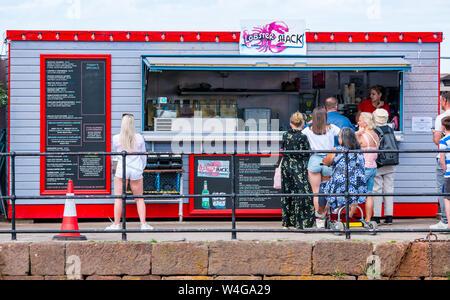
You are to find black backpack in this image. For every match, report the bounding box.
[375,126,399,167]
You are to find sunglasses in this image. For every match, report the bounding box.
[122,113,134,118]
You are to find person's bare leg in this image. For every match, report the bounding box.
[130,178,146,224]
[365,196,374,223]
[114,177,129,225]
[309,171,322,212]
[445,199,450,229]
[349,205,357,219]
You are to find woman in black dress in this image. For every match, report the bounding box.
[281,112,315,229]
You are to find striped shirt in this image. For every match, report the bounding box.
[439,134,450,178]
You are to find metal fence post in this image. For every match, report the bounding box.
[231,153,237,240]
[122,151,127,241]
[10,153,16,241]
[344,149,351,240]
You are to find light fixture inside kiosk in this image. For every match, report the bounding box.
[142,56,410,133]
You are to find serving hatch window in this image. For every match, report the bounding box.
[142,66,404,133]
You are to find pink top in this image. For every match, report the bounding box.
[362,132,379,169]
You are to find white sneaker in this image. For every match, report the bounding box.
[105,224,121,231]
[316,219,326,229]
[429,221,448,230]
[315,211,326,219]
[140,223,154,231]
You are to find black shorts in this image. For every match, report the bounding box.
[444,178,450,195]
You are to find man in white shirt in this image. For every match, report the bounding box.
[431,92,450,229]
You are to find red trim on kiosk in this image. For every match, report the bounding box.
[6,30,443,43]
[39,54,112,196]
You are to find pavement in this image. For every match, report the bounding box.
[0,218,449,243]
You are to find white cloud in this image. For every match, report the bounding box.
[66,0,81,20]
[366,0,382,20]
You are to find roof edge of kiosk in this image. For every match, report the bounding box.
[142,55,412,71]
[6,30,443,43]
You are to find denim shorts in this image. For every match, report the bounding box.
[308,154,332,177]
[365,168,378,192]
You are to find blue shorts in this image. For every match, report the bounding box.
[308,154,332,177]
[365,168,377,192]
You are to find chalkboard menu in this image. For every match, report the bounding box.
[190,155,281,213]
[235,155,281,210]
[40,55,111,195]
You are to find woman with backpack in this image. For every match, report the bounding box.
[372,109,399,225]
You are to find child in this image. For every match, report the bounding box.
[438,116,450,230]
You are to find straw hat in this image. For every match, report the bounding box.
[373,109,389,126]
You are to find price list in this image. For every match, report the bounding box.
[41,56,110,194]
[235,156,281,210]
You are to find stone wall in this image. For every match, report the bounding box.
[0,241,449,280]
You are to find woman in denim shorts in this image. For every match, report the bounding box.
[302,108,340,214]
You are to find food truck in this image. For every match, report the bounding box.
[4,22,444,219]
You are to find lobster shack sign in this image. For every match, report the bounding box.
[240,19,307,55]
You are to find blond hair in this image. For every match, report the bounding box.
[359,112,376,130]
[290,112,305,128]
[119,114,136,152]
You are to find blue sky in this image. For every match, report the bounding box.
[1,0,449,72]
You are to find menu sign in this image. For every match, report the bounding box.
[190,155,281,213]
[235,155,281,210]
[40,55,111,195]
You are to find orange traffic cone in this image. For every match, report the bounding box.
[53,180,87,241]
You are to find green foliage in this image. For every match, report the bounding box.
[0,83,7,106]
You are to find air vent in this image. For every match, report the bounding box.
[155,118,172,131]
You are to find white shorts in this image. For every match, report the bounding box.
[115,167,143,181]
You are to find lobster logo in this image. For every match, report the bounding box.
[198,160,230,178]
[242,21,297,54]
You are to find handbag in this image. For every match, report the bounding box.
[273,158,283,190]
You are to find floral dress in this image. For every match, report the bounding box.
[320,146,367,210]
[280,129,315,229]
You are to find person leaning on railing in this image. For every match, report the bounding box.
[280,112,315,230]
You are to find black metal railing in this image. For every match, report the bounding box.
[0,129,7,215]
[0,149,449,241]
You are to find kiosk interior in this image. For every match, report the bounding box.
[143,61,405,133]
[141,56,410,217]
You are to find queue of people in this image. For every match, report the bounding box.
[280,85,402,229]
[109,89,450,232]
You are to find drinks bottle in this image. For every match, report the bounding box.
[201,181,210,209]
